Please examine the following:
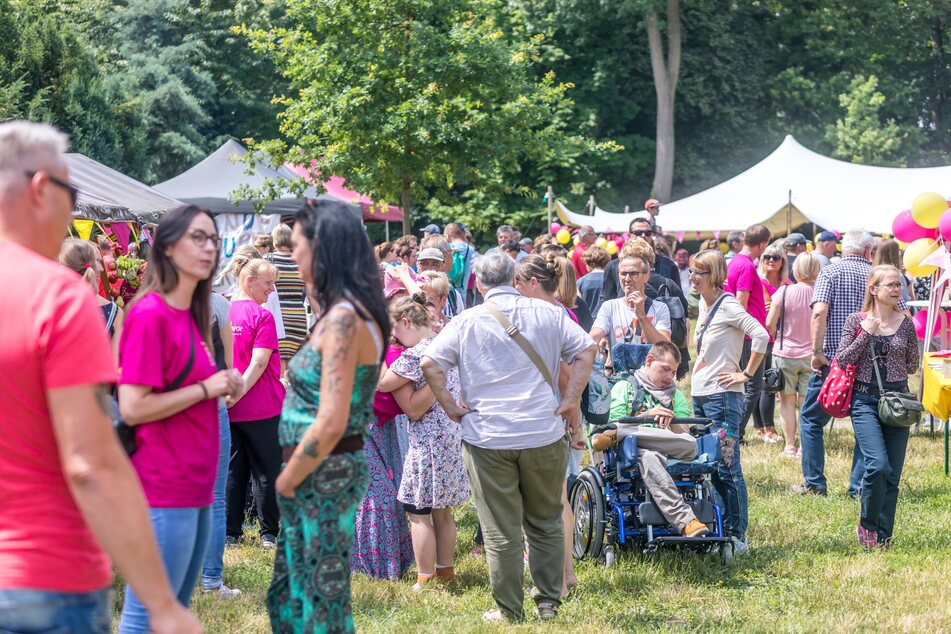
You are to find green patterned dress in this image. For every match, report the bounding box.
[266,340,380,634]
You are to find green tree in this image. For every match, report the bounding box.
[241,0,618,234]
[828,75,907,166]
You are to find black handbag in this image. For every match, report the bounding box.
[763,287,787,394]
[114,333,197,455]
[871,347,922,428]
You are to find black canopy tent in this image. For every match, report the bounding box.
[65,153,183,223]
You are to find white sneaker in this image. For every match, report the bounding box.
[483,609,505,622]
[732,537,749,555]
[202,583,242,599]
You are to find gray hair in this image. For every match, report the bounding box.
[0,120,68,194]
[578,225,595,237]
[727,230,744,246]
[475,252,515,289]
[420,234,451,254]
[841,229,874,255]
[496,224,514,237]
[620,253,650,273]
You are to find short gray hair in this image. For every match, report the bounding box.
[841,229,874,255]
[496,225,514,237]
[420,234,451,254]
[475,252,514,289]
[0,120,68,193]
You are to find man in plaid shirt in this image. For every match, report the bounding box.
[793,229,904,496]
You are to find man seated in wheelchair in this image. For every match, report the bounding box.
[591,341,709,538]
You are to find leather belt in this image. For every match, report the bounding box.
[281,434,364,462]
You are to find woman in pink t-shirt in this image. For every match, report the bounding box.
[117,206,244,633]
[226,254,285,549]
[766,253,821,458]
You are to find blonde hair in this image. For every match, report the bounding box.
[757,241,788,284]
[863,265,903,313]
[793,252,821,284]
[581,245,610,270]
[620,238,656,267]
[59,238,98,290]
[271,223,292,249]
[689,249,728,288]
[420,270,450,299]
[230,244,261,275]
[515,253,563,295]
[232,245,277,285]
[388,295,430,328]
[552,256,577,309]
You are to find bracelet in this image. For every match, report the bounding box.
[742,371,754,379]
[197,381,209,400]
[604,365,615,370]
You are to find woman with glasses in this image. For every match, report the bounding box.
[117,206,245,633]
[688,249,768,554]
[749,242,789,444]
[835,265,917,549]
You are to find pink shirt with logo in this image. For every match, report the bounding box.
[228,299,285,422]
[0,243,117,592]
[771,283,815,359]
[119,292,218,508]
[725,253,769,338]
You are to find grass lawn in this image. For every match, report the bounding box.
[118,426,951,632]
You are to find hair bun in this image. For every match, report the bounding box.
[411,291,428,306]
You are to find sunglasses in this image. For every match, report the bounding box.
[762,255,783,261]
[687,269,710,277]
[26,170,79,208]
[631,229,653,238]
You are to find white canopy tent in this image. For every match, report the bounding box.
[555,135,951,237]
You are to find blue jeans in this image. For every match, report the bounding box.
[0,587,111,634]
[118,506,212,634]
[202,401,231,588]
[693,391,748,541]
[851,392,910,542]
[799,366,865,493]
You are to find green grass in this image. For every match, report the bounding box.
[120,427,951,632]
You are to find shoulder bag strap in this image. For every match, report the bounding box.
[104,302,118,332]
[165,331,196,392]
[696,292,729,355]
[778,286,787,352]
[484,301,555,393]
[870,337,886,392]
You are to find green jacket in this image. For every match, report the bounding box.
[609,377,692,422]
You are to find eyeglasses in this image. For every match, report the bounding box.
[631,229,653,238]
[188,230,221,248]
[619,270,645,277]
[25,171,79,208]
[762,255,783,261]
[875,283,903,291]
[687,269,710,277]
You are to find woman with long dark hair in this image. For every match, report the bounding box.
[117,206,244,633]
[267,201,390,633]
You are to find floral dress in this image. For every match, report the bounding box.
[266,335,379,634]
[390,339,470,509]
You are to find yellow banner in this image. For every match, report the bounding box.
[73,219,94,241]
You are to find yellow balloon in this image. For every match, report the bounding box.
[605,241,619,255]
[903,238,940,277]
[567,249,574,260]
[719,242,728,254]
[573,234,580,245]
[595,237,608,249]
[911,192,948,229]
[556,228,571,244]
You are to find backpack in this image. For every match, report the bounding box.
[652,278,688,347]
[449,243,470,291]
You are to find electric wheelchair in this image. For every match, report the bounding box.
[570,415,734,567]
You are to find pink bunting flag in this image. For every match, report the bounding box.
[713,230,721,240]
[695,231,702,241]
[111,222,132,252]
[676,231,685,242]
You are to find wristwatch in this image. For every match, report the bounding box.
[742,370,754,379]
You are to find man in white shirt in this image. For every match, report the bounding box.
[674,248,690,289]
[421,253,596,623]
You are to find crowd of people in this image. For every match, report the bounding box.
[0,119,926,633]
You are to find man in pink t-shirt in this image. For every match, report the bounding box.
[725,223,772,442]
[571,225,596,279]
[0,121,202,634]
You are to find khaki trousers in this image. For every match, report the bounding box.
[462,438,568,621]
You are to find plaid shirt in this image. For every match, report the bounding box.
[811,255,906,358]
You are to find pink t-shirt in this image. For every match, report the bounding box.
[228,299,285,422]
[119,292,218,508]
[0,242,116,592]
[726,253,768,329]
[772,283,814,359]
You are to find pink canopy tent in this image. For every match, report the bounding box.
[283,164,403,223]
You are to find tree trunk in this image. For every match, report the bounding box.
[401,178,411,236]
[933,17,949,154]
[646,0,681,203]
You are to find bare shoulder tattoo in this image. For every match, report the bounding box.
[322,307,359,395]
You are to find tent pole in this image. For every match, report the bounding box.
[588,195,595,217]
[787,189,792,236]
[547,185,554,232]
[385,221,390,242]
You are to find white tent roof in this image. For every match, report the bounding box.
[555,135,951,236]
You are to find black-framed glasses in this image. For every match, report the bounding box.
[762,255,783,261]
[619,270,645,277]
[188,230,221,248]
[687,268,710,277]
[25,171,79,208]
[631,229,653,238]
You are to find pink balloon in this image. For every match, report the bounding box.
[939,208,951,242]
[893,210,938,243]
[913,308,947,339]
[615,237,625,248]
[550,223,561,235]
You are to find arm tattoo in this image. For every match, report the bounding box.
[322,309,357,396]
[301,437,320,458]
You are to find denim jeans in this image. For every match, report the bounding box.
[202,401,231,588]
[119,506,212,634]
[693,390,748,541]
[738,338,767,438]
[799,366,865,493]
[851,392,910,542]
[0,587,111,634]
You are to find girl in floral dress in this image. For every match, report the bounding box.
[382,296,469,590]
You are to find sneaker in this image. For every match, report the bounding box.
[483,609,505,623]
[790,484,827,496]
[202,583,242,599]
[412,573,434,592]
[261,534,277,550]
[762,430,782,444]
[683,519,710,538]
[536,602,558,620]
[224,536,240,547]
[782,446,799,458]
[591,430,616,452]
[857,523,878,549]
[732,537,749,555]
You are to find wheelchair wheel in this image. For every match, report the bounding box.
[570,468,605,560]
[719,541,734,567]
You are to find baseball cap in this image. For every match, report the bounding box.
[417,247,445,262]
[785,232,808,247]
[816,230,838,242]
[422,224,441,234]
[644,198,660,209]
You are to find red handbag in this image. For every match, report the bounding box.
[818,358,858,418]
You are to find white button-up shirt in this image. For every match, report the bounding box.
[423,286,596,450]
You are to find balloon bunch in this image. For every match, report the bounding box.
[894,192,950,278]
